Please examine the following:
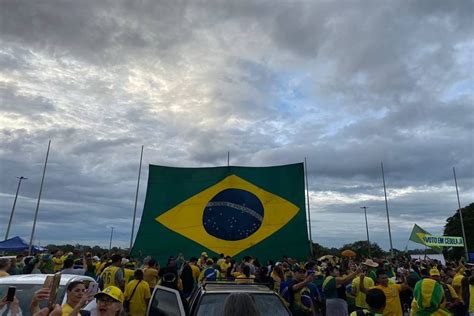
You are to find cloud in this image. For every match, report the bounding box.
[0,0,472,250]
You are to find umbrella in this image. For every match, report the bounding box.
[341,249,356,258]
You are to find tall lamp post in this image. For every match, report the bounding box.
[360,206,371,258]
[109,227,114,252]
[5,176,27,240]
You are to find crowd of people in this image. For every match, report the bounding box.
[0,248,473,316]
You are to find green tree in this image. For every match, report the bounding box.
[341,240,386,259]
[443,203,474,260]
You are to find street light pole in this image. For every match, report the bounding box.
[453,167,469,260]
[109,227,114,252]
[5,176,27,240]
[361,206,371,258]
[381,162,394,257]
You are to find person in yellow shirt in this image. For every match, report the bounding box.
[219,256,231,277]
[100,254,125,291]
[61,281,94,316]
[94,286,124,316]
[197,252,208,269]
[352,273,375,310]
[469,275,474,315]
[0,258,11,277]
[360,269,410,316]
[123,262,136,284]
[235,265,255,284]
[124,269,151,316]
[52,250,68,272]
[429,268,459,312]
[188,257,201,283]
[143,259,159,290]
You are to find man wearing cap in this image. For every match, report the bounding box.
[429,267,459,313]
[95,286,124,316]
[197,252,208,269]
[287,267,316,316]
[352,260,378,311]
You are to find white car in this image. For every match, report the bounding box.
[0,274,96,314]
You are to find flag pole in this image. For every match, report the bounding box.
[227,152,230,167]
[129,145,144,253]
[29,140,51,255]
[304,158,314,257]
[5,176,27,240]
[361,206,371,258]
[381,162,394,257]
[453,167,469,260]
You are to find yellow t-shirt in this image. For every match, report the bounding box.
[61,303,74,316]
[0,271,10,277]
[220,262,230,275]
[190,264,200,281]
[235,274,255,284]
[124,268,134,284]
[124,280,151,316]
[52,255,67,272]
[469,284,474,313]
[143,267,159,288]
[101,266,120,288]
[352,276,374,308]
[452,274,464,302]
[372,284,402,316]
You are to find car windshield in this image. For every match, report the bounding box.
[195,293,289,316]
[0,284,66,314]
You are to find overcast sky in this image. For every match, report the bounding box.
[0,0,473,253]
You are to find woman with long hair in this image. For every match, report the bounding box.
[223,293,261,316]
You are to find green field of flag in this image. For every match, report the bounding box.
[132,163,309,262]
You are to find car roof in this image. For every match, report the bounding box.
[201,282,275,293]
[0,274,95,286]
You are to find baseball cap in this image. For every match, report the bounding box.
[201,252,208,257]
[95,286,124,303]
[429,268,440,277]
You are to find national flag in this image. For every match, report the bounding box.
[409,224,442,252]
[131,163,309,262]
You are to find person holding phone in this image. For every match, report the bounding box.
[61,281,94,316]
[0,294,22,316]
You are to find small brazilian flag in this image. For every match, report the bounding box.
[131,163,309,262]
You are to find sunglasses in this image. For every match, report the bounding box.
[96,296,117,304]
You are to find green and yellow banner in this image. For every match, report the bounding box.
[132,163,309,262]
[409,224,463,250]
[422,235,464,247]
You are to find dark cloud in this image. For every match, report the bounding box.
[0,0,472,249]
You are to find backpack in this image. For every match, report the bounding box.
[203,267,217,281]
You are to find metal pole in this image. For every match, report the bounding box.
[453,167,469,260]
[227,152,230,167]
[361,206,371,258]
[5,176,27,240]
[109,227,114,252]
[304,158,314,257]
[381,162,394,257]
[130,145,144,252]
[29,140,51,255]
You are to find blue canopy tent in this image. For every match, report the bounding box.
[0,236,45,253]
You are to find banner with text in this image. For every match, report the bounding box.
[422,235,464,247]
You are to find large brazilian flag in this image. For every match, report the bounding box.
[131,163,309,262]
